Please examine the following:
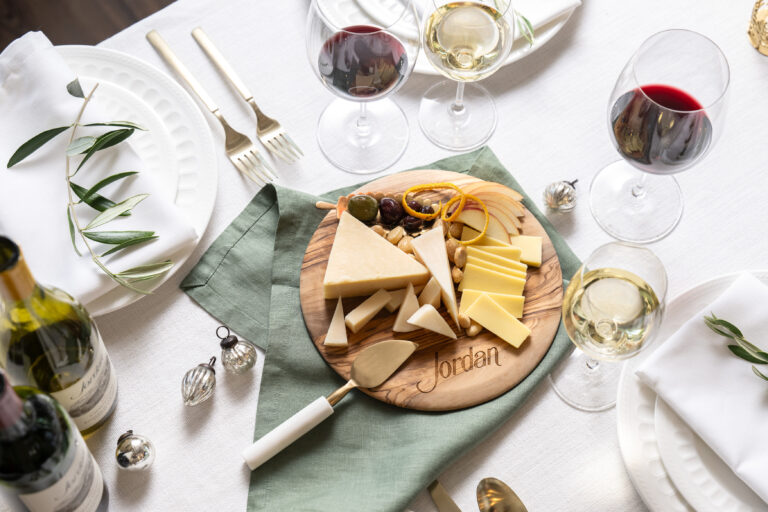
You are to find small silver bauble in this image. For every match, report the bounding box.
[544,179,578,212]
[181,356,216,406]
[115,430,155,471]
[217,326,257,374]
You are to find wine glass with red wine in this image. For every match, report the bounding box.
[307,0,419,174]
[590,30,729,243]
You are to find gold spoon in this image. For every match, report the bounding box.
[477,478,528,512]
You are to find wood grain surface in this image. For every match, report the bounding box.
[300,170,563,411]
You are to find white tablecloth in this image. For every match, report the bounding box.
[14,0,766,510]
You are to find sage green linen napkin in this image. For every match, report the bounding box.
[181,146,580,512]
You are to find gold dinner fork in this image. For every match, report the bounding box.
[146,30,275,184]
[191,27,303,164]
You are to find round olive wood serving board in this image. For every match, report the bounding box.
[299,170,563,411]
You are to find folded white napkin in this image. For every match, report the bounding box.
[0,32,197,307]
[513,0,581,34]
[636,273,768,504]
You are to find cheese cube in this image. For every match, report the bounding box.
[466,294,531,348]
[508,235,542,267]
[461,226,510,247]
[418,277,441,308]
[407,305,457,339]
[466,255,526,279]
[460,289,525,318]
[459,264,525,295]
[466,247,527,272]
[324,298,348,346]
[344,289,391,333]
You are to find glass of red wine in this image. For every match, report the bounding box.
[590,30,729,243]
[307,0,419,174]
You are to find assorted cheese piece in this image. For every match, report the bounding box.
[323,211,429,299]
[466,246,527,273]
[393,283,420,333]
[459,290,524,318]
[407,305,457,340]
[384,284,425,313]
[465,294,531,348]
[509,235,542,267]
[324,298,348,346]
[344,289,391,334]
[459,264,525,295]
[418,277,441,309]
[411,227,460,327]
[466,254,526,279]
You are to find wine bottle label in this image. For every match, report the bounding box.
[49,327,117,432]
[18,433,104,512]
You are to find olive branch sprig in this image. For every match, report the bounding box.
[6,80,173,294]
[704,313,768,383]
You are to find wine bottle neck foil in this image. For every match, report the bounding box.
[0,237,36,302]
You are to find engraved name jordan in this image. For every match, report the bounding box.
[416,346,501,393]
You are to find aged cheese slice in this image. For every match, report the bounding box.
[418,277,441,308]
[407,304,457,339]
[459,289,524,318]
[393,283,420,332]
[384,284,425,313]
[459,264,525,295]
[455,209,509,243]
[324,298,348,346]
[411,227,459,327]
[508,235,542,267]
[466,255,526,279]
[466,294,530,348]
[466,246,527,273]
[461,226,510,247]
[470,245,522,261]
[344,289,391,334]
[323,211,430,298]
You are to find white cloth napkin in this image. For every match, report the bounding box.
[636,273,768,504]
[513,0,582,34]
[0,32,197,308]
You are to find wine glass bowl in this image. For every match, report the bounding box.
[307,0,420,174]
[590,29,730,243]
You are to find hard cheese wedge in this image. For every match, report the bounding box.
[466,254,526,279]
[324,298,347,346]
[466,246,527,273]
[465,293,530,348]
[344,289,391,334]
[460,264,525,295]
[412,227,459,327]
[323,211,429,298]
[456,209,509,243]
[407,304,457,339]
[385,284,425,313]
[461,226,510,247]
[418,277,441,308]
[460,289,524,318]
[470,245,522,261]
[393,283,420,332]
[508,235,542,267]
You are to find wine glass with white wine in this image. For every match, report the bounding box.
[549,242,667,411]
[419,0,516,150]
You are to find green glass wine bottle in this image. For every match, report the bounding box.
[0,236,117,437]
[0,370,108,511]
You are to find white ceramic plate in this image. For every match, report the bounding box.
[57,45,218,316]
[655,397,768,512]
[617,271,768,512]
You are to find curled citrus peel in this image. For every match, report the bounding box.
[401,182,489,245]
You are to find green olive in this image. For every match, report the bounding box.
[347,195,378,223]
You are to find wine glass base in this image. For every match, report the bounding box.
[589,161,684,244]
[418,80,497,151]
[548,349,623,412]
[317,98,409,174]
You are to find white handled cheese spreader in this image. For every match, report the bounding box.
[242,339,417,470]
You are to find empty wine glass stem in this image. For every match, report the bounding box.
[632,173,648,198]
[451,82,466,115]
[356,103,371,139]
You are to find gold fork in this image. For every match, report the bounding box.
[191,27,304,164]
[146,30,275,184]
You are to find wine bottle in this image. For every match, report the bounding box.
[0,236,117,436]
[0,370,108,511]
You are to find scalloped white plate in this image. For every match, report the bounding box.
[57,45,218,316]
[617,271,768,512]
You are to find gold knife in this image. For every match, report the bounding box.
[429,480,463,512]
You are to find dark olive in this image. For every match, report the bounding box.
[402,215,422,233]
[379,197,404,226]
[347,195,378,223]
[421,204,436,227]
[406,200,422,214]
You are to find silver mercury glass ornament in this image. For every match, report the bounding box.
[544,179,578,212]
[115,430,155,471]
[181,356,216,406]
[217,326,257,374]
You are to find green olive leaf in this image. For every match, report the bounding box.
[66,136,98,156]
[70,181,130,216]
[84,121,147,131]
[76,128,134,172]
[101,234,158,256]
[728,345,768,365]
[79,171,138,202]
[66,79,85,98]
[84,193,148,230]
[82,230,154,245]
[7,126,70,168]
[66,207,81,256]
[116,260,173,280]
[752,366,768,382]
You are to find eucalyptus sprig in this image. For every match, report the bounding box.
[6,80,173,294]
[704,313,768,382]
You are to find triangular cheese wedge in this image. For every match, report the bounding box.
[407,304,457,339]
[418,277,441,308]
[323,212,430,298]
[324,298,347,346]
[393,283,419,332]
[411,227,459,327]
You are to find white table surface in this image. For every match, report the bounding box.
[15,0,766,510]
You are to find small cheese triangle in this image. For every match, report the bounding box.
[411,227,459,327]
[324,298,347,346]
[407,304,457,339]
[393,283,420,332]
[323,212,430,298]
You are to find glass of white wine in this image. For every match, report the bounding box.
[419,0,516,151]
[549,242,667,411]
